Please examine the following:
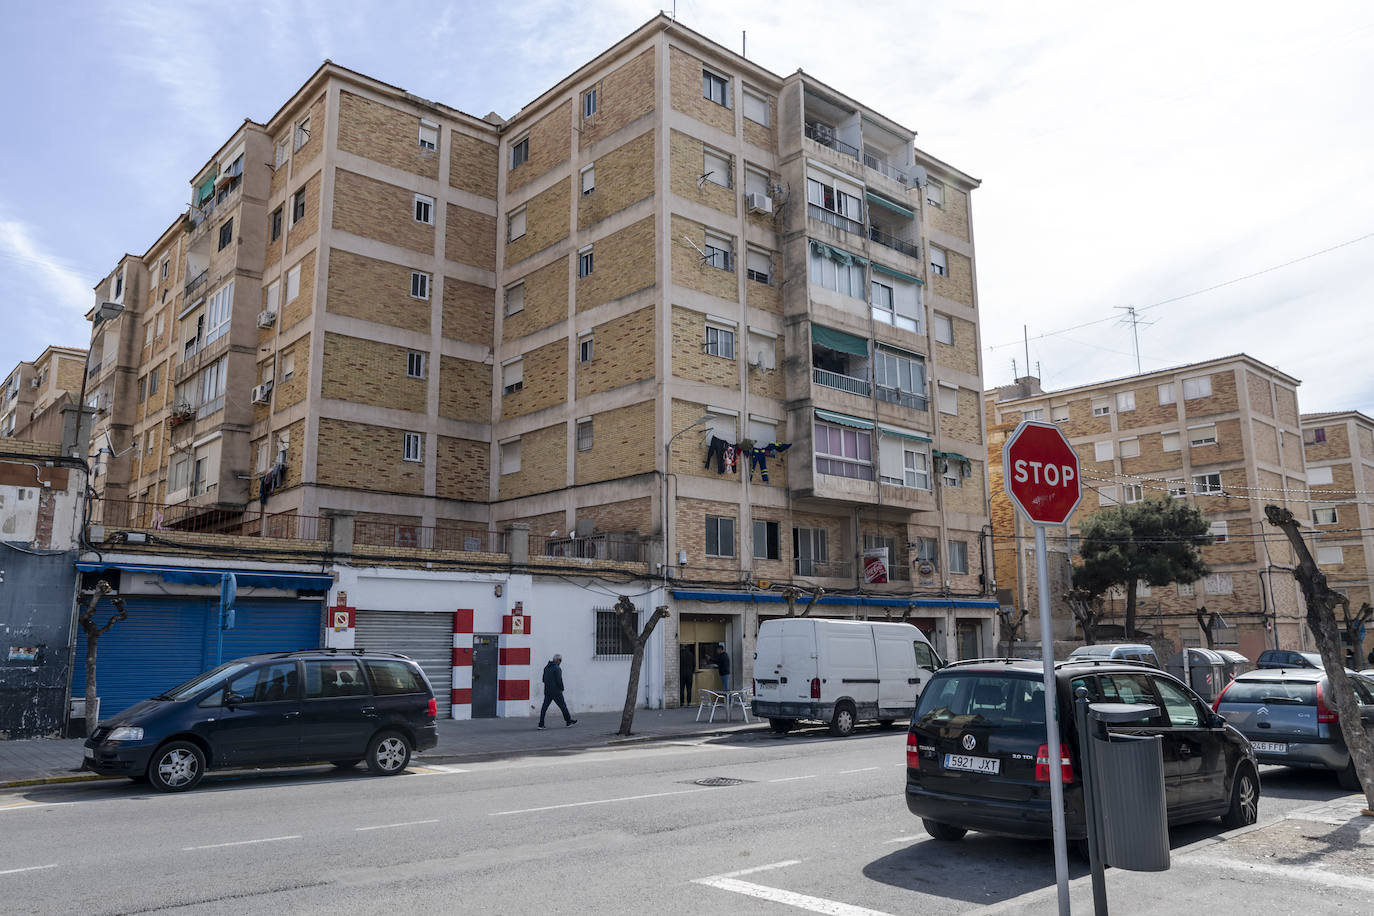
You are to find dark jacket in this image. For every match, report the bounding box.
[542,660,565,694]
[715,649,730,677]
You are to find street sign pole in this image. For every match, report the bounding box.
[1037,521,1071,915]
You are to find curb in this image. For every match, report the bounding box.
[1,772,107,789]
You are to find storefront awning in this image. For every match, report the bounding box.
[76,561,332,592]
[811,323,869,357]
[865,191,915,220]
[814,409,873,430]
[671,590,999,610]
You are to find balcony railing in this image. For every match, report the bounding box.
[869,225,919,258]
[529,534,646,563]
[175,333,230,385]
[863,151,918,187]
[184,268,209,298]
[794,560,853,579]
[875,385,929,411]
[354,521,507,553]
[88,497,331,542]
[806,123,860,160]
[808,203,864,236]
[814,366,871,397]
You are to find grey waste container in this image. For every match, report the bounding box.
[1166,647,1228,702]
[1090,729,1169,871]
[1216,650,1249,681]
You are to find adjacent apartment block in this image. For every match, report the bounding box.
[1,346,88,446]
[987,355,1308,661]
[83,15,996,688]
[1301,411,1374,621]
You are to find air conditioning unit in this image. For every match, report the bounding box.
[746,192,773,214]
[812,123,834,144]
[251,382,273,404]
[30,378,41,388]
[256,309,277,329]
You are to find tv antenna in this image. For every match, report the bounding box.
[1114,305,1156,375]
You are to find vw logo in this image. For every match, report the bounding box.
[961,733,977,751]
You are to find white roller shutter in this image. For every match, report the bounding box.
[354,610,453,705]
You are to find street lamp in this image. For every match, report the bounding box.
[663,414,715,584]
[71,301,125,459]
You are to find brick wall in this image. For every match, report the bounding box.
[940,387,982,442]
[498,422,566,500]
[671,214,737,302]
[579,47,656,150]
[1304,421,1349,462]
[500,339,567,419]
[442,277,495,344]
[747,338,784,401]
[1201,515,1258,566]
[445,203,497,270]
[286,172,322,255]
[1310,461,1357,502]
[932,248,973,306]
[1061,396,1112,439]
[1186,417,1245,466]
[669,47,734,135]
[438,356,491,423]
[579,128,655,228]
[574,400,655,486]
[577,305,654,397]
[576,215,655,311]
[295,94,327,167]
[938,315,979,375]
[749,503,791,580]
[577,496,653,536]
[745,258,782,316]
[676,497,743,570]
[272,334,312,411]
[506,179,570,264]
[1182,370,1239,418]
[1117,381,1176,430]
[449,131,498,197]
[1247,371,1272,417]
[672,306,739,390]
[326,248,432,334]
[281,418,306,488]
[943,459,985,514]
[507,100,571,194]
[333,169,435,255]
[1275,385,1300,428]
[508,510,565,538]
[504,257,569,342]
[337,90,440,181]
[742,88,776,150]
[321,332,428,414]
[929,186,970,242]
[316,417,425,495]
[1252,422,1280,466]
[789,510,850,575]
[436,436,490,501]
[669,129,736,218]
[281,249,316,331]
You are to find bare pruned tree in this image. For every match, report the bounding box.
[615,597,670,737]
[1196,606,1220,649]
[1064,587,1102,647]
[78,580,127,737]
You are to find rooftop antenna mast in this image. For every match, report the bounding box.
[1023,325,1031,379]
[1114,305,1156,375]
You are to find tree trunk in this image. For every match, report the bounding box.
[1124,580,1138,638]
[615,599,671,737]
[78,582,126,737]
[1265,506,1374,812]
[1196,607,1214,649]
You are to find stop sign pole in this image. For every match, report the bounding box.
[1002,420,1083,916]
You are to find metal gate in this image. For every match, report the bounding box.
[353,610,454,710]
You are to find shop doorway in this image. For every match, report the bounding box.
[472,635,499,718]
[680,614,731,701]
[956,620,984,661]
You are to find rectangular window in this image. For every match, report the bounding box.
[1168,477,1186,497]
[1023,408,1045,421]
[1116,390,1136,412]
[137,376,147,402]
[144,322,154,348]
[926,180,944,208]
[579,334,593,363]
[1122,483,1143,503]
[813,419,873,481]
[203,281,234,346]
[806,173,864,224]
[510,136,529,169]
[286,264,301,302]
[280,352,295,382]
[704,232,733,270]
[217,218,234,251]
[293,116,310,151]
[502,360,523,395]
[1313,507,1338,525]
[402,432,422,462]
[742,87,768,125]
[702,69,730,107]
[1158,382,1176,405]
[410,271,430,300]
[1092,400,1111,417]
[406,351,426,379]
[747,332,775,370]
[934,313,954,345]
[1177,581,1195,597]
[929,246,947,277]
[1203,573,1233,596]
[1051,404,1069,423]
[578,246,594,277]
[938,384,958,415]
[807,244,866,298]
[705,515,736,557]
[703,148,731,188]
[948,540,969,575]
[1119,437,1140,458]
[275,138,289,168]
[149,367,159,395]
[576,419,593,452]
[873,349,927,407]
[580,164,595,195]
[1162,431,1181,452]
[704,324,735,359]
[418,119,438,150]
[793,526,829,576]
[1189,424,1218,446]
[292,188,306,224]
[1192,472,1222,495]
[265,279,280,317]
[1317,545,1343,565]
[1307,466,1333,485]
[753,520,780,560]
[413,194,434,225]
[748,416,778,447]
[1098,486,1118,507]
[500,439,520,474]
[1306,427,1327,445]
[746,248,771,285]
[1182,376,1212,399]
[1209,520,1229,543]
[270,207,283,241]
[582,87,597,119]
[256,441,269,473]
[592,608,638,657]
[504,283,524,316]
[156,313,165,338]
[1094,440,1114,462]
[508,207,526,241]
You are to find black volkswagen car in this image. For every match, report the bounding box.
[83,649,439,791]
[905,659,1259,846]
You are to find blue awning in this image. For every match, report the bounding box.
[671,589,999,610]
[76,561,332,592]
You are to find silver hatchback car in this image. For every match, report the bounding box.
[1213,668,1374,791]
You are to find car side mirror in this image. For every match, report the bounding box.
[1208,711,1226,727]
[224,692,245,709]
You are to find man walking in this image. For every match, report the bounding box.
[715,643,731,692]
[538,654,577,728]
[680,643,696,706]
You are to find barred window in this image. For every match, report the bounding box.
[594,608,637,657]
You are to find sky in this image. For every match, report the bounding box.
[2,1,1371,414]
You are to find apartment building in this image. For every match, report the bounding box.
[1301,411,1374,627]
[987,355,1309,661]
[83,14,996,702]
[0,346,87,445]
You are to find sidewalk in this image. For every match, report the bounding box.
[0,704,766,788]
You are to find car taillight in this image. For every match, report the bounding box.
[1316,683,1338,723]
[1035,743,1074,783]
[1212,680,1235,712]
[810,677,821,699]
[426,697,438,718]
[906,732,920,770]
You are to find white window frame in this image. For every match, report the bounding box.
[578,245,594,277]
[578,333,593,363]
[280,352,295,383]
[704,232,733,271]
[504,282,525,316]
[508,207,526,241]
[275,138,289,168]
[747,331,776,370]
[745,247,771,285]
[742,87,768,125]
[293,116,310,151]
[1162,431,1181,452]
[1116,390,1136,412]
[1182,376,1212,400]
[1168,477,1186,497]
[203,281,234,346]
[1203,573,1233,596]
[510,135,529,170]
[1192,472,1223,495]
[418,119,438,151]
[502,359,523,395]
[1023,408,1045,421]
[1189,424,1218,447]
[1122,483,1143,504]
[582,87,597,119]
[873,349,927,405]
[500,439,521,474]
[1157,382,1176,405]
[807,244,866,299]
[1177,582,1195,597]
[410,271,430,300]
[291,187,307,225]
[1094,440,1114,462]
[813,420,874,481]
[1092,400,1111,417]
[286,264,301,303]
[948,540,969,575]
[265,279,280,316]
[929,246,947,277]
[1313,507,1337,525]
[702,69,730,107]
[703,147,732,188]
[938,383,958,416]
[1051,405,1069,423]
[926,180,944,208]
[413,193,435,225]
[1098,485,1118,507]
[402,432,423,462]
[1317,545,1343,566]
[576,418,593,452]
[704,323,735,359]
[1210,520,1229,543]
[580,164,595,196]
[406,351,426,379]
[1120,437,1140,459]
[1307,466,1333,485]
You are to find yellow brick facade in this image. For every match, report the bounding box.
[281,249,316,331]
[574,400,655,485]
[445,203,497,271]
[505,180,570,265]
[669,47,734,135]
[670,214,737,302]
[578,48,656,151]
[436,436,490,502]
[449,131,498,197]
[503,257,569,342]
[507,101,571,194]
[932,248,974,306]
[442,277,495,345]
[320,332,428,414]
[500,339,567,419]
[672,306,738,391]
[285,172,321,255]
[929,185,970,242]
[326,248,432,334]
[274,335,311,410]
[337,90,440,181]
[576,305,655,398]
[438,356,491,423]
[316,417,425,495]
[576,497,653,536]
[333,169,435,255]
[498,423,565,500]
[579,129,655,228]
[576,215,655,311]
[669,129,736,217]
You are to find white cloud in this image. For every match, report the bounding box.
[0,214,96,352]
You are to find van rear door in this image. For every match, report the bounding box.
[821,622,878,708]
[875,627,919,712]
[754,620,816,706]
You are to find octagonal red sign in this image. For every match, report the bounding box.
[1002,420,1082,525]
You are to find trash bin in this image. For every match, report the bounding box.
[1216,650,1249,681]
[1078,699,1170,875]
[1166,647,1228,702]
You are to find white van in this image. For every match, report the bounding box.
[751,618,943,736]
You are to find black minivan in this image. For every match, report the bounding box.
[83,649,439,791]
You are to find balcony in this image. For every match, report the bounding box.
[174,333,230,385]
[184,268,209,299]
[875,384,929,411]
[806,122,860,160]
[813,366,871,397]
[868,225,919,259]
[808,203,863,236]
[863,151,919,187]
[794,559,853,579]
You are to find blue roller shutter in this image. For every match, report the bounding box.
[218,599,322,660]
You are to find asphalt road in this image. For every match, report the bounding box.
[0,725,1356,915]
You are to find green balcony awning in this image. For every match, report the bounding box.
[809,239,868,267]
[871,261,924,285]
[865,191,915,220]
[815,409,873,430]
[195,168,218,205]
[811,323,869,357]
[879,425,932,443]
[933,450,971,463]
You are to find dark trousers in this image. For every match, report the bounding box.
[680,676,693,706]
[540,691,571,725]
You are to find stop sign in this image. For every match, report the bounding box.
[1002,420,1082,525]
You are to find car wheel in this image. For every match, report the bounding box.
[1221,765,1259,828]
[922,818,967,842]
[147,741,205,792]
[829,701,856,737]
[330,759,362,769]
[768,718,795,734]
[1337,761,1362,792]
[366,731,412,776]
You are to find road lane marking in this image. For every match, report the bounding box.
[356,819,440,832]
[838,767,879,774]
[0,802,74,812]
[694,874,895,916]
[0,864,57,876]
[713,860,802,879]
[416,764,470,774]
[767,775,818,783]
[883,835,923,844]
[182,835,301,851]
[490,787,711,816]
[1187,854,1374,893]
